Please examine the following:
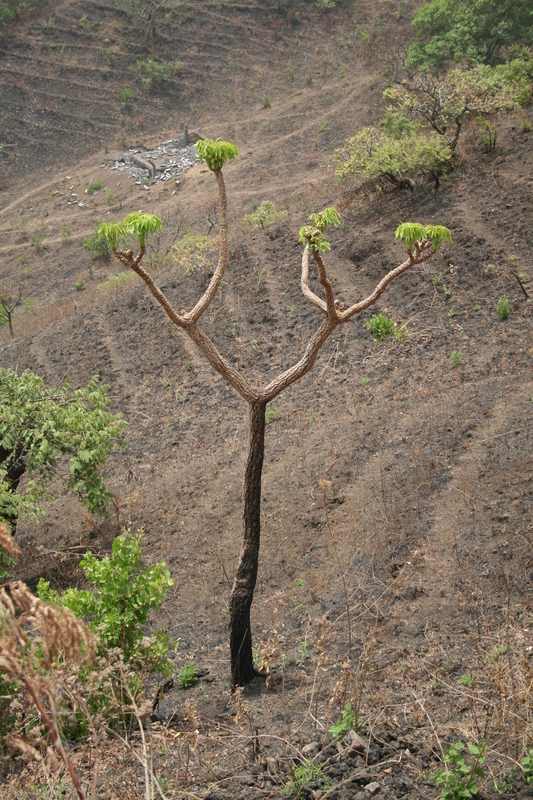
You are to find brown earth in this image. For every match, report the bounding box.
[1,2,533,799]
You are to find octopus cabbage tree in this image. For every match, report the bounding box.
[98,138,451,686]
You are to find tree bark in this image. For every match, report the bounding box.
[229,400,266,686]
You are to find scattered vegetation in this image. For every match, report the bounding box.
[130,58,182,88]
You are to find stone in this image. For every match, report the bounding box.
[302,741,320,758]
[365,782,381,795]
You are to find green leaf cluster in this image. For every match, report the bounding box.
[129,59,182,88]
[83,227,111,262]
[281,760,329,797]
[195,138,239,171]
[434,741,486,799]
[243,201,287,229]
[38,530,174,673]
[365,312,405,343]
[405,0,533,71]
[299,206,340,252]
[520,749,533,784]
[98,212,162,250]
[177,661,198,688]
[0,369,126,529]
[395,222,452,252]
[328,702,363,740]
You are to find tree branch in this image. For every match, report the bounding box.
[300,246,327,314]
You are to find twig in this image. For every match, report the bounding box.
[412,690,445,761]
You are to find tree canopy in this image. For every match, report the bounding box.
[405,0,533,71]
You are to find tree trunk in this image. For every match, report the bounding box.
[229,400,266,686]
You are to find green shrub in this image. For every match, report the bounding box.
[244,201,287,229]
[281,760,329,797]
[97,271,138,293]
[172,232,219,275]
[365,312,405,342]
[130,58,182,88]
[87,178,102,194]
[328,702,363,740]
[178,661,198,688]
[496,295,510,319]
[450,350,464,367]
[434,741,486,800]
[83,228,111,261]
[38,530,174,674]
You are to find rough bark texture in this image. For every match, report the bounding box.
[229,401,266,686]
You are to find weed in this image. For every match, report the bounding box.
[305,74,312,86]
[74,279,85,292]
[484,264,495,275]
[117,87,134,104]
[434,741,486,800]
[496,295,510,320]
[106,189,117,204]
[448,307,457,318]
[450,350,464,367]
[297,641,309,666]
[432,273,443,287]
[281,760,329,797]
[319,119,330,132]
[244,200,286,229]
[443,286,452,299]
[162,378,170,389]
[130,59,182,89]
[473,304,480,312]
[287,66,294,81]
[288,304,295,318]
[17,254,28,266]
[62,224,71,244]
[178,662,198,689]
[262,96,271,109]
[84,228,111,261]
[479,117,498,153]
[265,405,278,425]
[295,578,305,587]
[97,272,138,293]
[252,339,259,353]
[30,234,45,252]
[87,178,102,195]
[365,311,404,342]
[459,674,475,687]
[172,232,218,275]
[329,702,363,740]
[60,94,66,102]
[520,113,532,133]
[101,67,109,79]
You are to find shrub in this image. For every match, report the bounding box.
[496,295,510,320]
[83,227,111,261]
[329,702,363,740]
[38,530,174,674]
[172,232,219,275]
[97,271,138,293]
[130,58,182,88]
[281,760,329,797]
[450,350,464,367]
[178,661,198,688]
[365,312,405,342]
[244,201,287,229]
[434,741,486,800]
[87,178,102,194]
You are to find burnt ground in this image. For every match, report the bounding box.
[1,2,533,799]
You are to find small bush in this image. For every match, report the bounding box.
[87,178,102,194]
[172,232,219,275]
[365,312,405,342]
[178,662,198,689]
[450,350,464,367]
[97,271,138,293]
[83,228,111,261]
[329,702,363,740]
[520,113,532,132]
[244,201,287,229]
[75,279,85,291]
[496,295,510,320]
[282,760,329,797]
[130,59,182,88]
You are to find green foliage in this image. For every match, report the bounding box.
[478,117,498,151]
[130,59,182,88]
[30,233,45,252]
[98,212,162,250]
[39,530,173,673]
[365,312,405,343]
[315,0,335,9]
[328,702,363,740]
[520,750,533,784]
[0,0,50,32]
[172,232,219,275]
[195,138,239,171]
[0,369,126,531]
[117,87,134,104]
[97,271,138,293]
[395,222,452,253]
[299,206,340,252]
[83,228,111,262]
[335,127,453,187]
[434,741,486,799]
[87,178,102,195]
[405,0,533,70]
[265,405,278,425]
[178,661,198,688]
[450,350,464,367]
[380,111,420,138]
[281,760,329,797]
[244,201,287,229]
[496,295,510,320]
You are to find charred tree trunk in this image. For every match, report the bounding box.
[229,400,266,686]
[0,443,26,534]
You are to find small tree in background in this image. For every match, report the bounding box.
[99,139,451,686]
[0,286,23,339]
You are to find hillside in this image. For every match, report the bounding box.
[1,2,533,799]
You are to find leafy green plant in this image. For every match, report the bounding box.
[196,138,239,171]
[38,530,173,673]
[520,750,533,784]
[328,701,363,740]
[87,178,102,195]
[450,350,464,367]
[458,673,475,686]
[0,370,126,535]
[479,117,498,151]
[434,741,486,799]
[171,232,219,275]
[130,58,182,88]
[299,206,340,252]
[365,312,405,342]
[83,228,111,261]
[521,113,532,132]
[74,278,85,291]
[178,662,198,689]
[117,87,134,104]
[262,95,271,108]
[244,200,287,229]
[496,295,510,320]
[30,233,45,252]
[281,760,329,797]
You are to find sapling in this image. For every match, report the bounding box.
[99,138,451,685]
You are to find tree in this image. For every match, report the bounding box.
[98,139,451,686]
[0,370,126,535]
[0,286,23,339]
[405,0,533,71]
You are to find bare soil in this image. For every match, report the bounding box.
[1,2,533,799]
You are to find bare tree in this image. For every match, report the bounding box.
[99,140,451,686]
[0,286,23,339]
